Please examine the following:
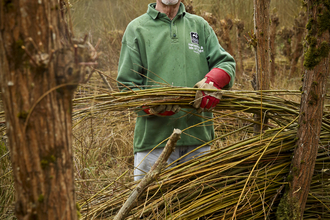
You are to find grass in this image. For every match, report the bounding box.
[0,139,14,219]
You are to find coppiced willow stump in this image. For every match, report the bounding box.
[0,1,97,219]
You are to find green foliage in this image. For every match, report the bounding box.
[312,81,318,86]
[17,111,29,120]
[319,41,330,56]
[304,46,318,69]
[317,7,330,34]
[40,155,56,169]
[38,194,44,203]
[304,40,330,70]
[40,159,49,169]
[306,18,313,30]
[304,3,330,70]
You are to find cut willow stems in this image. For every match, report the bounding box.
[114,129,182,220]
[74,87,329,219]
[72,88,301,126]
[79,125,329,219]
[232,115,299,220]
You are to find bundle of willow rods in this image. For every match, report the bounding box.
[76,88,330,220]
[72,88,301,122]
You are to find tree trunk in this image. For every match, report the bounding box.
[0,1,94,219]
[253,0,271,133]
[234,19,245,80]
[289,12,307,78]
[277,2,330,219]
[279,27,294,67]
[269,13,279,85]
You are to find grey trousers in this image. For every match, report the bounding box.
[134,145,210,181]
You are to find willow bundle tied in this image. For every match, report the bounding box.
[75,87,330,220]
[72,88,301,122]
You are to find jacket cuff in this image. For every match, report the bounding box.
[205,68,231,89]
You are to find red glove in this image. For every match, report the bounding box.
[193,68,231,112]
[143,105,180,116]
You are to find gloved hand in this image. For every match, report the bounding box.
[143,105,181,116]
[193,78,222,112]
[193,68,231,113]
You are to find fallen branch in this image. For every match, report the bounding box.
[114,128,182,220]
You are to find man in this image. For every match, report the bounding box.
[117,0,236,180]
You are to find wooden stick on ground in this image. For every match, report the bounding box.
[114,128,182,220]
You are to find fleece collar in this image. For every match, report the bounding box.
[147,2,186,20]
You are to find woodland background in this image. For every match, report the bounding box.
[0,0,329,219]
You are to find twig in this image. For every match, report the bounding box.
[231,115,299,220]
[24,83,79,133]
[95,69,113,91]
[266,184,285,218]
[114,128,182,220]
[0,151,9,161]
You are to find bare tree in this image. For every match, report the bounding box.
[253,0,271,133]
[278,27,294,66]
[234,19,245,79]
[0,1,96,219]
[277,1,330,219]
[289,11,307,78]
[269,13,279,84]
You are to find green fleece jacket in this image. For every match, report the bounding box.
[117,3,236,153]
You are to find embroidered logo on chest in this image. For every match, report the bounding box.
[188,32,204,54]
[190,32,199,44]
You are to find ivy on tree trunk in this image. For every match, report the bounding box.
[277,1,330,219]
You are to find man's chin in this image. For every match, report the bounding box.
[161,0,179,6]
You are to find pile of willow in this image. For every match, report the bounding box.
[76,87,330,220]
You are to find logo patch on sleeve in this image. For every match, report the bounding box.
[190,32,199,44]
